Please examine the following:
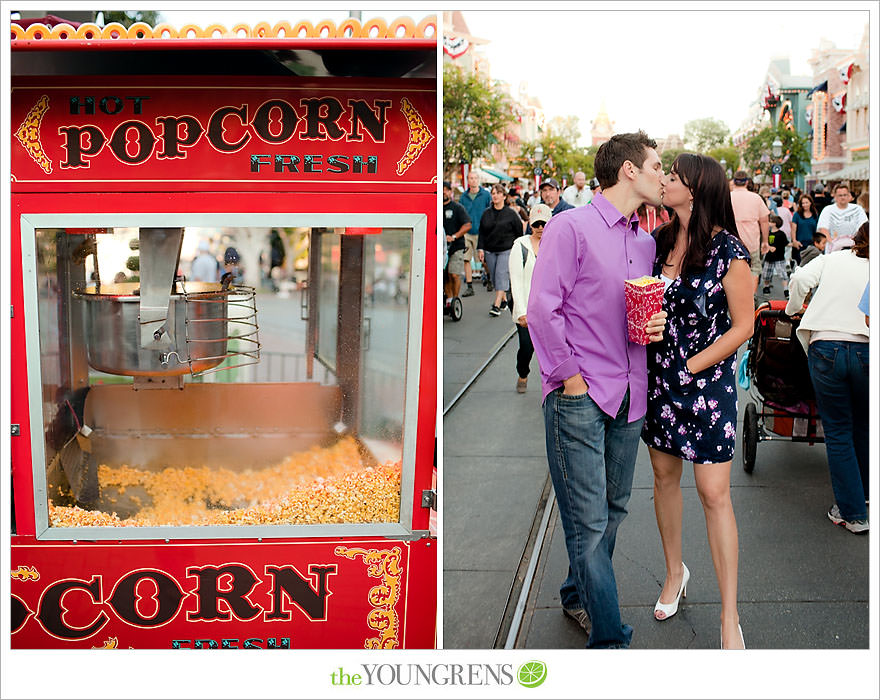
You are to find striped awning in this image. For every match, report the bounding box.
[477,167,513,182]
[806,80,828,97]
[821,160,870,181]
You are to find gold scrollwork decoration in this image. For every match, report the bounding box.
[335,546,403,649]
[397,97,434,176]
[15,95,52,174]
[10,565,40,581]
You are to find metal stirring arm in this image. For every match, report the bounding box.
[138,227,184,350]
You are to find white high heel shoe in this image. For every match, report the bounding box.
[654,562,689,621]
[721,623,745,649]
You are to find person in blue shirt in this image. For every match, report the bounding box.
[791,193,819,269]
[539,178,575,216]
[859,281,869,326]
[459,170,492,295]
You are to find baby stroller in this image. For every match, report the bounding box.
[741,300,824,473]
[442,243,463,322]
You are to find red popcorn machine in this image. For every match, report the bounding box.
[9,16,438,649]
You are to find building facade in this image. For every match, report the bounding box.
[819,24,869,194]
[806,39,853,188]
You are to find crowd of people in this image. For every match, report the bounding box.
[444,134,869,650]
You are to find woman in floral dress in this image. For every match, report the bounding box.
[642,154,754,649]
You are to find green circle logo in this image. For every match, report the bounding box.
[517,660,547,688]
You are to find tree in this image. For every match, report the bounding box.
[98,11,161,27]
[741,124,811,184]
[660,148,686,174]
[515,136,594,185]
[706,146,741,174]
[683,118,731,153]
[443,64,510,179]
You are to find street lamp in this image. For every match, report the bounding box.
[771,136,783,159]
[771,136,783,189]
[534,144,544,192]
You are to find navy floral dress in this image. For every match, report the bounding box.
[642,231,750,463]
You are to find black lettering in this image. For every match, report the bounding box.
[301,97,345,140]
[187,565,261,621]
[36,577,109,640]
[221,638,240,649]
[99,96,124,115]
[274,154,300,172]
[243,638,263,649]
[266,637,290,649]
[265,564,336,620]
[11,595,30,634]
[171,639,191,649]
[126,96,149,114]
[108,570,184,627]
[157,116,204,157]
[207,105,250,152]
[59,125,106,168]
[108,120,156,164]
[252,100,298,144]
[250,154,272,173]
[303,154,322,173]
[194,639,218,649]
[347,99,391,142]
[69,96,95,115]
[326,155,349,173]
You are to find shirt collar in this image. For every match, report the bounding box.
[592,191,640,232]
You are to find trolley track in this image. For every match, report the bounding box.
[443,325,556,649]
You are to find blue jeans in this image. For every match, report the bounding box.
[543,387,643,648]
[808,340,869,521]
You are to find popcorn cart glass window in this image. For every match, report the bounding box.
[28,221,418,536]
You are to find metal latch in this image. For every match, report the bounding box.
[11,424,21,436]
[421,489,437,509]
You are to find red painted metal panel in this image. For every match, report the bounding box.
[10,184,437,648]
[11,537,435,649]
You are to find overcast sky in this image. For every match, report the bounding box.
[461,8,868,145]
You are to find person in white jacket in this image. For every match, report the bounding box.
[785,221,869,534]
[508,203,550,393]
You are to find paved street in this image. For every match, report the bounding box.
[442,280,869,650]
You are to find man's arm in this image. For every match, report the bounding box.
[759,214,770,255]
[527,218,585,393]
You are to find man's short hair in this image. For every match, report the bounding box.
[733,170,749,184]
[593,131,657,190]
[832,182,850,194]
[443,180,452,190]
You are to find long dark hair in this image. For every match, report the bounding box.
[852,221,868,259]
[653,153,740,272]
[797,193,815,218]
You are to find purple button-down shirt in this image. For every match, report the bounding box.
[527,192,657,422]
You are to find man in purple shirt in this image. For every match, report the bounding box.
[527,131,667,648]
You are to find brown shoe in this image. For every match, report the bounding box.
[516,377,527,393]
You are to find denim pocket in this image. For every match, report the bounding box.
[558,383,590,401]
[809,341,837,370]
